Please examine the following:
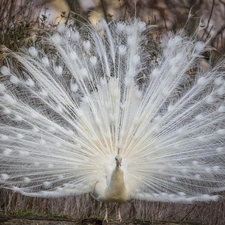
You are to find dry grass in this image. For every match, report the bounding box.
[0,0,40,51]
[1,190,225,224]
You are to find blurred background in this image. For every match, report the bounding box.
[1,0,225,52]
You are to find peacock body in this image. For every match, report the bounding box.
[0,19,225,220]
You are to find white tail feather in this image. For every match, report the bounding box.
[0,19,225,203]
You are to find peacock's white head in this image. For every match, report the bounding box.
[115,155,122,167]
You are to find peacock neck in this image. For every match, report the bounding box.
[104,158,129,203]
[110,165,125,188]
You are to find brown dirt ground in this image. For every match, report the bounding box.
[0,215,203,225]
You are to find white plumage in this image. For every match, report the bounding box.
[0,19,225,221]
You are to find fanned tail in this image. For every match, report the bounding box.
[0,19,225,202]
[122,35,225,202]
[0,19,147,197]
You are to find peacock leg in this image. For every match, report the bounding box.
[129,201,137,219]
[117,203,122,222]
[103,203,109,223]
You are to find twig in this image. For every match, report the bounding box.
[209,24,225,46]
[202,0,215,39]
[179,205,197,221]
[100,0,108,23]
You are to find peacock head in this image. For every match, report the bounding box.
[115,155,122,167]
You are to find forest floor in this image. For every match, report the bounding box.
[0,215,202,225]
